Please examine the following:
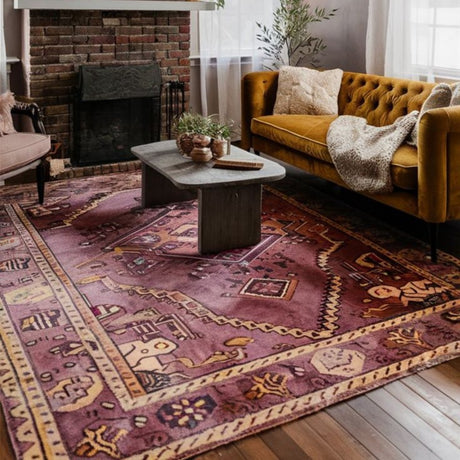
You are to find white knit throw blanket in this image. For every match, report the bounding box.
[326,111,419,193]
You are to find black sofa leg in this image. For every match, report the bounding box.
[428,223,439,263]
[36,161,45,204]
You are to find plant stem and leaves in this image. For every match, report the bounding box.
[208,114,233,139]
[175,112,232,140]
[256,0,337,70]
[215,0,225,9]
[175,112,212,136]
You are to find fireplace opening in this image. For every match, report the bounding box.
[73,63,162,166]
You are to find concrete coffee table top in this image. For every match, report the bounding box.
[131,139,286,189]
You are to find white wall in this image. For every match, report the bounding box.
[4,0,21,57]
[3,0,26,93]
[305,0,369,73]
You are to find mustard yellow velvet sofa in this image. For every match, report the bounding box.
[241,70,460,262]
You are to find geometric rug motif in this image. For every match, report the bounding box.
[0,172,459,459]
[239,277,298,300]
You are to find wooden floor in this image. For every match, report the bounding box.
[1,165,459,459]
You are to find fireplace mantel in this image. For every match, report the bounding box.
[14,0,215,11]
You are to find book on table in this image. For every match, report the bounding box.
[212,159,264,170]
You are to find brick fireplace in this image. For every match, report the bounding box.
[28,9,191,159]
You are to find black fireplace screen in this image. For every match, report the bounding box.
[73,63,162,166]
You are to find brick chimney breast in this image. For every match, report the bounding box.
[29,9,191,157]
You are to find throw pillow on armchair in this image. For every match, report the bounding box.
[0,90,17,135]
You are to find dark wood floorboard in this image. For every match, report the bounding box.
[326,402,408,460]
[234,435,280,460]
[385,379,460,448]
[419,365,460,401]
[402,373,460,425]
[0,408,15,459]
[348,395,439,459]
[368,388,460,459]
[281,418,343,459]
[258,426,311,460]
[300,411,375,460]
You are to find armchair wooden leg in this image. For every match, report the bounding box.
[36,160,46,204]
[428,223,439,264]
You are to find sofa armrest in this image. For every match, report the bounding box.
[418,105,460,222]
[241,71,279,151]
[11,97,46,135]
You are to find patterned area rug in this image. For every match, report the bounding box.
[1,172,459,459]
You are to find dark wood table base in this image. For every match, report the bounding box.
[142,164,262,253]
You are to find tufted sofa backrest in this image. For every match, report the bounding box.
[338,72,436,127]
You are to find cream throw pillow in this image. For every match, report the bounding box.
[409,83,452,146]
[273,66,343,115]
[451,82,460,106]
[0,90,17,136]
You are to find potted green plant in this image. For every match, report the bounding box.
[174,112,232,159]
[256,0,337,70]
[175,112,212,157]
[208,116,233,158]
[175,112,213,136]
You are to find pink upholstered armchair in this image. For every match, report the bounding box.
[0,95,51,204]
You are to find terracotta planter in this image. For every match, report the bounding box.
[211,138,230,158]
[191,147,213,163]
[176,133,195,157]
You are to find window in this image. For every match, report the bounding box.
[411,2,460,80]
[384,0,460,82]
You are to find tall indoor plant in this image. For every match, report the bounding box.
[256,0,337,70]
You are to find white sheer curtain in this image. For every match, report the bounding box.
[0,0,7,92]
[366,0,389,75]
[198,0,277,135]
[21,9,30,96]
[368,0,460,81]
[384,0,413,79]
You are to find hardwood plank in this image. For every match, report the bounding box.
[386,379,460,448]
[326,401,407,460]
[301,410,376,460]
[348,394,439,459]
[445,357,460,373]
[234,434,280,460]
[282,417,343,460]
[418,362,460,401]
[436,360,460,384]
[368,387,460,459]
[258,425,311,460]
[194,442,247,460]
[0,405,15,460]
[403,374,460,425]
